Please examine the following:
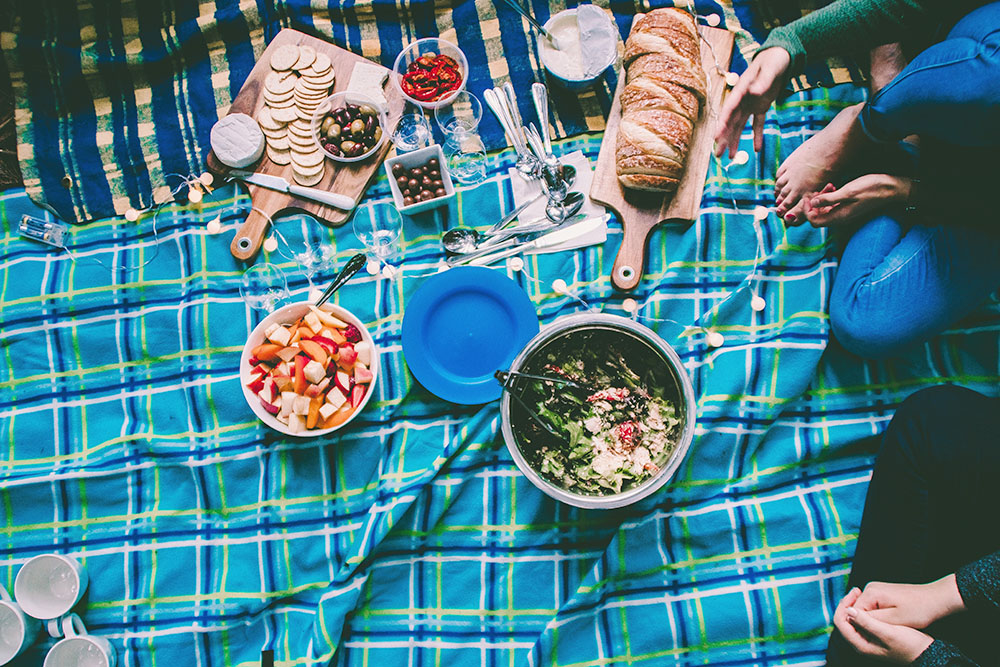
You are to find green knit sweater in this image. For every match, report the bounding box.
[758,0,984,75]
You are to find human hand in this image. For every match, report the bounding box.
[854,576,965,630]
[714,48,791,159]
[834,588,935,664]
[802,174,912,227]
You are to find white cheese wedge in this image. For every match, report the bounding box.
[346,61,388,111]
[210,113,265,168]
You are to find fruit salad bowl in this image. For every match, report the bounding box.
[240,301,379,437]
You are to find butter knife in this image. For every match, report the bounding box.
[231,171,355,210]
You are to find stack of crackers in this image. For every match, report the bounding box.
[257,44,336,187]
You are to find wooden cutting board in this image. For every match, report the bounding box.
[590,24,734,291]
[207,28,405,262]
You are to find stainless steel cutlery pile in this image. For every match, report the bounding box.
[445,82,594,265]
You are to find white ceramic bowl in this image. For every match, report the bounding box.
[384,145,456,215]
[392,38,469,110]
[240,301,379,437]
[540,8,618,89]
[311,91,388,163]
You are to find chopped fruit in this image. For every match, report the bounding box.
[328,404,354,427]
[253,343,284,362]
[303,311,323,335]
[355,342,372,367]
[326,387,348,409]
[306,398,321,429]
[350,384,366,408]
[292,395,311,416]
[343,324,362,344]
[354,363,373,384]
[248,309,374,432]
[258,395,281,415]
[299,340,328,366]
[310,305,349,329]
[319,402,337,421]
[279,391,297,418]
[266,325,291,346]
[303,359,326,384]
[338,345,358,367]
[247,376,266,395]
[294,356,308,394]
[335,371,352,394]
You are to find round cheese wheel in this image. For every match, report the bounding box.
[210,113,265,169]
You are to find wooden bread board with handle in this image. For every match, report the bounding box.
[590,24,734,291]
[206,28,404,262]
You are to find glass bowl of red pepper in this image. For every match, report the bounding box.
[392,38,469,110]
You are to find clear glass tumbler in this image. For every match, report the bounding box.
[391,112,433,153]
[240,264,291,313]
[434,91,483,136]
[352,202,403,261]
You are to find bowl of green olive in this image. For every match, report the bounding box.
[310,91,387,163]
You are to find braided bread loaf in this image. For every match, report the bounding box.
[617,9,706,193]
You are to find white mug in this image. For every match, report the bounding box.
[14,555,89,620]
[0,583,39,664]
[44,614,116,667]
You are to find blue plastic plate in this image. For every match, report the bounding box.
[401,267,540,404]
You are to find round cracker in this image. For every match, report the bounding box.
[264,90,295,103]
[292,168,325,187]
[311,52,331,73]
[266,99,296,110]
[264,71,297,95]
[288,132,317,147]
[270,44,300,71]
[270,106,299,123]
[292,45,316,71]
[266,147,291,165]
[292,160,326,178]
[300,76,335,89]
[291,150,324,167]
[266,136,290,151]
[256,107,284,131]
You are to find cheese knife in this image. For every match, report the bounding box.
[463,215,608,266]
[231,171,355,210]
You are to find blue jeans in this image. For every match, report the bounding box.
[831,2,1000,358]
[825,386,1000,666]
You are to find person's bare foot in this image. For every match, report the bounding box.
[774,103,868,224]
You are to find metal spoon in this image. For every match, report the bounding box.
[496,0,563,50]
[545,190,584,223]
[442,193,585,254]
[314,253,367,308]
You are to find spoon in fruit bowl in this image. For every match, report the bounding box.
[314,253,367,308]
[441,192,585,255]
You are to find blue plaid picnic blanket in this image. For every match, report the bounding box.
[4,81,999,666]
[0,0,865,224]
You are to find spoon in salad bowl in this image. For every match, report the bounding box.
[314,253,367,308]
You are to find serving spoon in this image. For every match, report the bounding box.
[442,192,584,254]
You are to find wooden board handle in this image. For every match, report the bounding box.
[612,222,653,291]
[230,206,272,261]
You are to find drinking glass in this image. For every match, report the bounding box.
[352,202,403,261]
[240,264,291,313]
[434,91,483,136]
[391,113,433,153]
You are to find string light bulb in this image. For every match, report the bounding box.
[262,235,278,252]
[507,257,524,272]
[707,331,725,347]
[124,208,139,222]
[725,71,739,87]
[706,13,721,26]
[206,216,222,234]
[751,294,766,312]
[552,279,568,294]
[731,150,749,166]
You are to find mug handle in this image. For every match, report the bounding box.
[47,613,86,639]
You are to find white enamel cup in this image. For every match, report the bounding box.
[0,583,39,664]
[14,555,88,620]
[44,614,115,667]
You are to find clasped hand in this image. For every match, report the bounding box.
[833,576,965,664]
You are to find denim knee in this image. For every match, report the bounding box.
[829,289,905,359]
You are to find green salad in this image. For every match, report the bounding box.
[513,330,682,495]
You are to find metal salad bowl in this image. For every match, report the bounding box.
[499,313,697,509]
